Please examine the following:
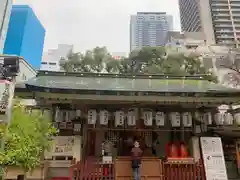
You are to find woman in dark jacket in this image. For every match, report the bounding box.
[131,141,143,180]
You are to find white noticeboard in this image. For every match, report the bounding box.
[200,137,228,180]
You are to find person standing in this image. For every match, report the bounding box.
[131,141,143,180]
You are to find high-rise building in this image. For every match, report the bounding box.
[3,5,45,69]
[179,0,240,47]
[165,31,206,49]
[41,44,73,71]
[130,12,173,51]
[0,0,12,53]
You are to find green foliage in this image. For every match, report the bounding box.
[61,46,217,82]
[0,102,57,171]
[60,47,113,73]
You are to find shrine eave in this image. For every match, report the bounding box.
[22,71,240,98]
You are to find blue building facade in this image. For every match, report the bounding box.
[3,5,45,69]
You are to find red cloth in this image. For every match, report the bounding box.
[166,143,178,157]
[179,143,188,158]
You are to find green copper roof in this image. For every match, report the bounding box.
[25,71,240,93]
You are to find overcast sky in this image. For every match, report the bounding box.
[14,0,180,53]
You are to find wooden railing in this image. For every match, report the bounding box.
[164,162,206,180]
[70,157,206,180]
[70,157,114,180]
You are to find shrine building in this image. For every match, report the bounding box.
[13,71,240,180]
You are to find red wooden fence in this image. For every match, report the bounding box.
[70,158,114,180]
[70,158,206,180]
[164,162,206,180]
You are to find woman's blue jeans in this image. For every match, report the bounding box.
[133,167,140,180]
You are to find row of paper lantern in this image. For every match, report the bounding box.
[86,109,192,127]
[54,109,240,127]
[195,112,240,125]
[214,112,240,125]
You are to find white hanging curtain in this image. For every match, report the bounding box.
[143,110,153,126]
[88,109,97,125]
[155,111,165,126]
[127,109,136,126]
[115,111,125,126]
[100,110,109,125]
[182,112,192,127]
[170,112,181,127]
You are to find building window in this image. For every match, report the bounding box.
[150,16,155,20]
[49,62,57,65]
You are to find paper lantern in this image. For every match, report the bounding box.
[70,110,76,120]
[55,107,61,122]
[115,111,125,126]
[143,110,153,126]
[127,109,136,126]
[100,110,109,125]
[214,112,224,125]
[88,109,97,124]
[195,111,204,123]
[155,112,165,126]
[65,111,72,122]
[182,112,192,127]
[170,112,181,127]
[224,112,233,125]
[235,113,240,125]
[204,112,212,125]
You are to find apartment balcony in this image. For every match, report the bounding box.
[214,19,231,22]
[231,4,240,8]
[212,8,230,13]
[214,13,230,17]
[215,24,234,27]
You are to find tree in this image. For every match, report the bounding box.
[219,48,240,87]
[60,46,114,73]
[61,46,217,82]
[0,101,57,175]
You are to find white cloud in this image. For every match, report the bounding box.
[14,0,180,53]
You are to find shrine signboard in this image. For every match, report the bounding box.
[52,136,74,156]
[200,137,228,180]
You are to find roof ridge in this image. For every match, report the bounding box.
[38,70,210,80]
